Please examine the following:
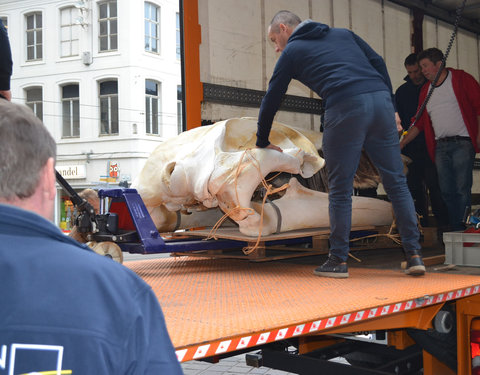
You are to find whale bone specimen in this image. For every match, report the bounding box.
[132,118,393,236]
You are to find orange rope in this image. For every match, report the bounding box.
[206,148,290,255]
[348,218,402,247]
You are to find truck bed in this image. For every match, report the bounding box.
[126,255,480,362]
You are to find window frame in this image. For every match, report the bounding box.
[144,2,160,54]
[145,79,161,135]
[26,12,43,61]
[25,86,43,121]
[176,12,180,60]
[61,84,80,138]
[98,0,118,52]
[0,16,8,30]
[99,80,119,135]
[177,85,182,134]
[60,7,80,58]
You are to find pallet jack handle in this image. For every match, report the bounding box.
[56,170,96,232]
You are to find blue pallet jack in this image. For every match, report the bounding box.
[56,171,311,258]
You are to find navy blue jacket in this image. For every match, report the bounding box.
[0,19,12,91]
[394,75,428,159]
[0,204,183,374]
[257,21,393,147]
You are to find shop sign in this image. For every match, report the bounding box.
[56,165,86,179]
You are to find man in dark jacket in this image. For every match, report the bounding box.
[0,19,12,101]
[256,10,425,278]
[395,53,448,235]
[0,100,183,374]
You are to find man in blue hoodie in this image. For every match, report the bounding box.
[256,10,425,278]
[0,100,183,374]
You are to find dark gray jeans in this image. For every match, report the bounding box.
[435,137,475,231]
[323,91,421,261]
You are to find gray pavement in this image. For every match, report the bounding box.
[180,353,296,375]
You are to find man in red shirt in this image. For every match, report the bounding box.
[400,48,480,231]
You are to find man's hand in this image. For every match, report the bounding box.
[0,90,11,101]
[264,143,283,152]
[395,112,402,133]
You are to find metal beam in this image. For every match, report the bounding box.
[464,3,480,11]
[386,0,480,35]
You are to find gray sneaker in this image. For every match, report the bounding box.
[313,255,349,278]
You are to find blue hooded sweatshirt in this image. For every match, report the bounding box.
[257,20,394,147]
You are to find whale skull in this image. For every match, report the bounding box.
[132,118,393,236]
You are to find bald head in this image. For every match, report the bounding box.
[268,10,301,53]
[269,10,302,33]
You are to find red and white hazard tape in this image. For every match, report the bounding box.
[176,285,480,362]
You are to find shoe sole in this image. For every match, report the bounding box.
[405,265,426,276]
[313,270,349,278]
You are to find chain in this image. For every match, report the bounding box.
[409,0,468,129]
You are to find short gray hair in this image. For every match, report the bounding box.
[270,10,302,33]
[0,100,56,200]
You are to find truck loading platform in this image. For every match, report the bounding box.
[126,256,480,363]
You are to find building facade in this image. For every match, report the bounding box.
[0,0,182,229]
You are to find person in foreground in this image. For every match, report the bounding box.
[256,10,425,278]
[0,100,183,374]
[400,48,480,232]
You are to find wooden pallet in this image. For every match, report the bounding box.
[172,227,336,262]
[171,225,437,262]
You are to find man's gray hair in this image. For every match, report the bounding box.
[270,10,302,33]
[0,100,56,200]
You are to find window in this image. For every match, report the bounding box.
[26,12,42,61]
[62,84,80,137]
[177,85,182,133]
[99,1,117,52]
[145,3,159,53]
[145,80,160,134]
[176,12,180,59]
[26,87,43,121]
[0,17,7,30]
[99,80,118,135]
[60,7,80,57]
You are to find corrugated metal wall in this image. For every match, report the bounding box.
[198,0,479,127]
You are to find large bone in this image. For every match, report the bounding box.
[239,178,393,236]
[148,205,233,232]
[133,118,324,231]
[133,117,392,237]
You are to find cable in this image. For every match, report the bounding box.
[408,0,467,130]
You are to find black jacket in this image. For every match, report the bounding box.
[0,19,12,91]
[394,75,428,159]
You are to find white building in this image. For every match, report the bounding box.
[0,0,182,229]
